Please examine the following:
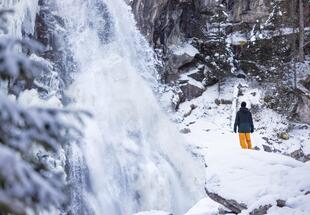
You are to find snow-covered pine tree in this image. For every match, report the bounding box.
[0,10,87,215]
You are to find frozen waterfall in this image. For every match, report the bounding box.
[54,0,203,214]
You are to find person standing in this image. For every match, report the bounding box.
[234,102,254,149]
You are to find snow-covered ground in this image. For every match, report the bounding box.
[184,123,310,214]
[178,79,310,214]
[175,78,310,155]
[135,79,310,215]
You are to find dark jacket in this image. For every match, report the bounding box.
[234,107,254,133]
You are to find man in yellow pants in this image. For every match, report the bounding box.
[234,102,254,149]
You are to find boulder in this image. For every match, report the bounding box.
[168,43,198,72]
[180,128,191,134]
[183,104,197,117]
[188,69,205,82]
[254,146,260,151]
[221,99,233,105]
[203,67,219,86]
[290,149,310,162]
[277,132,289,140]
[276,199,286,208]
[214,99,233,105]
[262,145,272,152]
[179,81,205,101]
[249,204,272,215]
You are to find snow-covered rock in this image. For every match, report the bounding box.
[168,42,199,71]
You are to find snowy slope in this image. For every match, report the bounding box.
[175,78,310,156]
[133,126,310,215]
[135,78,310,214]
[187,128,310,214]
[178,79,310,214]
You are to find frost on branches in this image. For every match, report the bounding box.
[0,10,87,215]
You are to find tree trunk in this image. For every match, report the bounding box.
[299,0,305,61]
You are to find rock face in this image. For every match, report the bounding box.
[131,0,310,122]
[295,93,310,125]
[33,0,78,103]
[131,0,235,102]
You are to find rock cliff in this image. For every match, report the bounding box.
[131,0,310,124]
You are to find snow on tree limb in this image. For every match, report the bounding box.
[0,93,90,214]
[0,8,91,214]
[0,93,88,153]
[0,35,47,84]
[0,144,64,215]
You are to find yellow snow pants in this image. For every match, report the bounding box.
[239,133,252,149]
